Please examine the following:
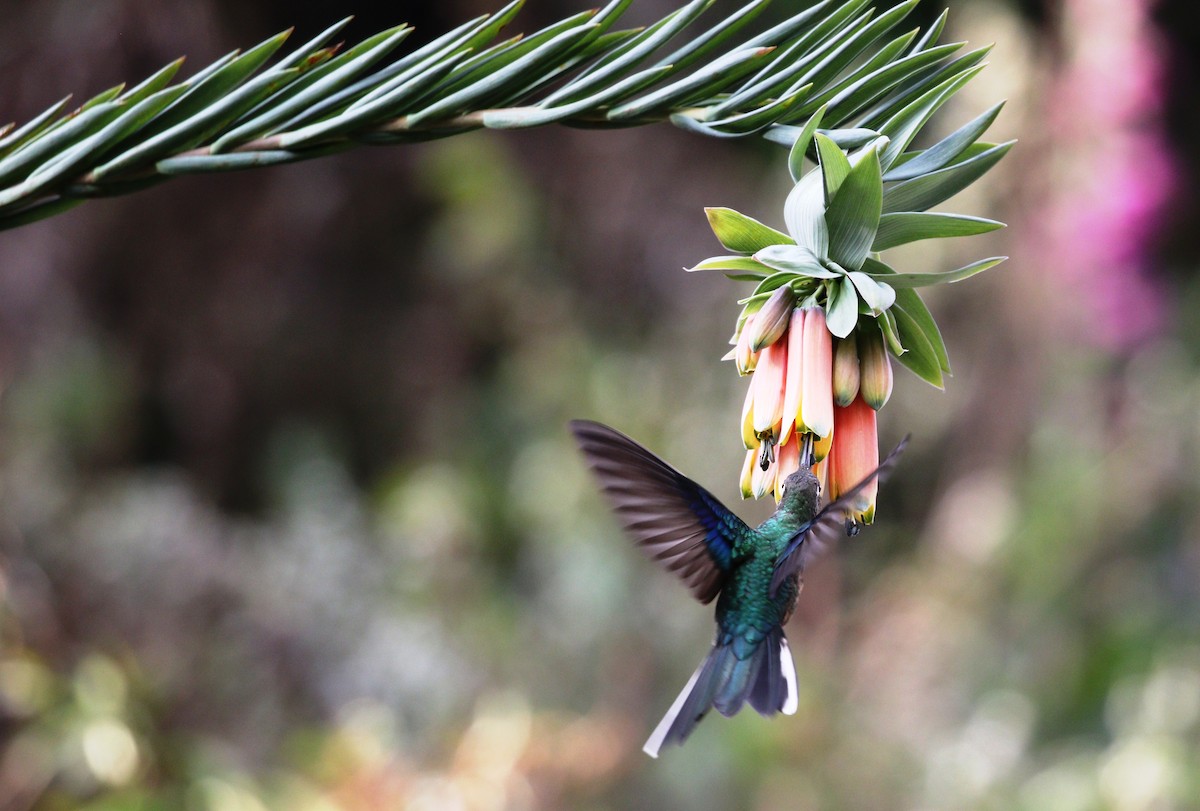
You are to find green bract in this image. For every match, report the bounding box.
[697,77,1009,388]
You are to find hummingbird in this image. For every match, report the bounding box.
[570,420,907,757]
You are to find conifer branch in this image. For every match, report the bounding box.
[0,0,990,231]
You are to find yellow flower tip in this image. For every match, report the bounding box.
[740,448,757,499]
[832,332,860,407]
[830,395,880,518]
[751,340,787,435]
[740,386,757,449]
[751,451,776,499]
[859,328,893,410]
[735,312,761,375]
[749,286,795,352]
[812,429,833,463]
[811,457,828,494]
[800,306,834,438]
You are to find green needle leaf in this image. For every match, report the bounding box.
[0,103,125,187]
[872,211,1004,250]
[653,0,772,75]
[866,255,1007,288]
[484,65,672,128]
[607,46,775,121]
[213,26,413,151]
[120,58,187,104]
[406,24,598,125]
[883,100,1004,181]
[882,141,1013,213]
[874,65,984,170]
[0,86,187,208]
[542,0,713,107]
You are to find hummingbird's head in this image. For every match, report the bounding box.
[779,467,821,513]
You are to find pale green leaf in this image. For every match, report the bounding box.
[825,274,859,338]
[825,145,882,270]
[783,168,829,258]
[705,207,794,253]
[815,132,851,203]
[890,304,943,387]
[686,255,770,274]
[787,105,826,182]
[862,256,948,372]
[847,270,894,313]
[753,244,838,277]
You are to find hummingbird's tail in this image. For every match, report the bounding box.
[643,627,798,757]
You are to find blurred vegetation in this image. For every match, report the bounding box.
[3,1,1200,810]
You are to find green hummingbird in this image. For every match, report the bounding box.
[570,420,906,757]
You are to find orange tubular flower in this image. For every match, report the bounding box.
[779,308,805,445]
[829,395,879,524]
[752,339,788,436]
[800,307,834,438]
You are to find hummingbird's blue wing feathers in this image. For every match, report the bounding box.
[571,420,752,604]
[769,435,909,595]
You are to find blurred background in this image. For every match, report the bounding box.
[2,0,1200,808]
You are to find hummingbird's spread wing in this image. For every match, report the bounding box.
[571,420,751,604]
[769,435,909,596]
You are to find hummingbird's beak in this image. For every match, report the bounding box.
[799,433,815,469]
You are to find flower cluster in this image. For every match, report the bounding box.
[735,288,892,524]
[691,102,1010,524]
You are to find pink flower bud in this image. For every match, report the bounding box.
[859,328,893,410]
[748,285,795,351]
[832,332,860,407]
